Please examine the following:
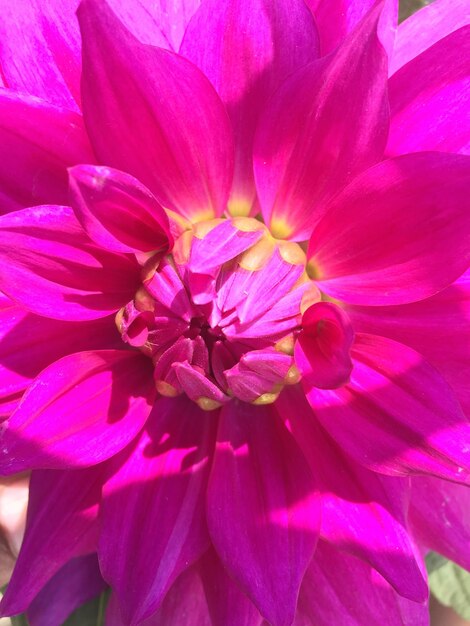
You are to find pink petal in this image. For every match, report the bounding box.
[345,270,470,416]
[390,0,470,74]
[0,350,154,474]
[207,402,320,626]
[296,541,429,626]
[99,396,215,625]
[0,294,118,410]
[254,2,389,241]
[295,302,354,390]
[309,152,470,305]
[27,554,106,626]
[0,91,95,214]
[311,0,397,57]
[78,0,234,222]
[180,0,319,216]
[0,0,81,110]
[278,387,427,602]
[388,27,470,156]
[105,565,211,626]
[199,549,263,626]
[410,476,470,572]
[0,205,139,321]
[306,333,470,481]
[0,466,103,616]
[69,165,173,254]
[0,0,200,110]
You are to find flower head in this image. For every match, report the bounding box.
[0,0,470,625]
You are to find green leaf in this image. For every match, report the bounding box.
[428,552,470,620]
[11,616,29,626]
[63,590,109,626]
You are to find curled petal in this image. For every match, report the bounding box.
[295,302,354,390]
[79,0,234,222]
[69,165,173,254]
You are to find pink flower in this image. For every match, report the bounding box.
[0,0,469,624]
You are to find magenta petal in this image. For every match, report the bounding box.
[345,270,470,417]
[207,402,320,626]
[99,396,215,625]
[391,0,470,74]
[0,91,95,214]
[199,549,263,626]
[78,0,233,222]
[0,1,81,110]
[254,2,389,240]
[410,476,470,572]
[0,205,139,320]
[312,0,397,57]
[0,350,154,474]
[295,302,354,390]
[0,466,103,616]
[27,554,106,626]
[0,294,118,408]
[106,564,211,626]
[309,152,470,305]
[307,333,470,481]
[278,388,427,603]
[181,0,319,216]
[297,541,429,626]
[388,27,470,156]
[69,165,173,254]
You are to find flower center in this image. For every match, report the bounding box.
[116,217,320,409]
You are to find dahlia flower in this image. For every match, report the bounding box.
[0,0,469,624]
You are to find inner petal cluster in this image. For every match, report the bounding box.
[117,217,320,409]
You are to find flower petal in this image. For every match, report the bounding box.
[180,0,319,217]
[295,302,354,390]
[99,396,215,625]
[105,565,211,626]
[27,554,106,626]
[309,153,470,305]
[344,270,470,416]
[278,387,427,603]
[0,0,200,111]
[254,1,389,240]
[207,402,320,626]
[306,333,470,481]
[310,0,397,57]
[410,476,470,572]
[0,0,81,109]
[78,0,233,222]
[0,205,139,321]
[69,165,173,254]
[390,0,470,74]
[0,350,154,474]
[0,294,118,412]
[0,466,103,616]
[296,541,429,626]
[0,91,95,214]
[388,27,470,156]
[199,549,263,626]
